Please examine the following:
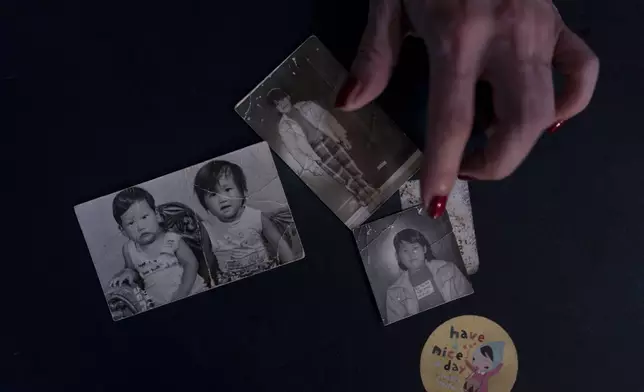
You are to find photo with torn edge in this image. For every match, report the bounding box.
[353,207,474,325]
[74,142,304,321]
[399,175,480,275]
[235,35,422,229]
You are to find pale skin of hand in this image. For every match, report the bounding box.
[336,0,599,211]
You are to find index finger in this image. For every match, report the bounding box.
[421,19,491,216]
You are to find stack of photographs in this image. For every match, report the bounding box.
[236,36,477,325]
[75,36,478,323]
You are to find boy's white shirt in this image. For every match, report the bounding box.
[292,101,348,142]
[277,101,349,175]
[127,232,204,305]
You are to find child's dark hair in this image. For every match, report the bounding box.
[393,228,435,271]
[266,88,290,107]
[194,160,248,210]
[480,345,494,361]
[112,187,156,226]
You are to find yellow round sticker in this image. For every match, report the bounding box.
[420,315,518,392]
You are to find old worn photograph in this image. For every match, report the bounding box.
[235,35,422,228]
[353,207,474,325]
[75,142,304,321]
[399,175,480,274]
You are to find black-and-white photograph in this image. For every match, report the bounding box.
[75,142,304,321]
[353,207,474,325]
[235,36,422,228]
[399,174,480,275]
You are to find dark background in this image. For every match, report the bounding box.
[6,0,644,391]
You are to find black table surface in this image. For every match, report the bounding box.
[8,0,644,391]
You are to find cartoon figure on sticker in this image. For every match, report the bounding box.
[463,341,505,392]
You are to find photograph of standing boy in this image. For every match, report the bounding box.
[267,88,378,207]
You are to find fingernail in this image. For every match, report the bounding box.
[458,175,475,181]
[547,120,564,133]
[428,196,448,219]
[335,76,360,108]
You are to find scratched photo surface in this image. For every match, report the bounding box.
[75,142,304,321]
[235,36,422,229]
[398,175,479,275]
[353,207,474,325]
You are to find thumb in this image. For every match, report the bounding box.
[335,0,403,111]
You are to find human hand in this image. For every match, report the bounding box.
[335,0,599,218]
[109,269,136,288]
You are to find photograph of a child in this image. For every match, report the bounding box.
[398,173,480,275]
[267,88,379,208]
[75,142,304,321]
[235,36,422,228]
[108,187,208,308]
[353,207,473,325]
[193,160,297,283]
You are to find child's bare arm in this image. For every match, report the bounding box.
[122,243,136,270]
[172,238,198,300]
[109,244,139,287]
[261,213,293,264]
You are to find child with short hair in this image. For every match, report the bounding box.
[194,160,294,281]
[386,228,471,323]
[109,187,205,305]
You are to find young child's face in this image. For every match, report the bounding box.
[205,174,245,222]
[397,240,426,271]
[120,200,161,245]
[275,97,292,114]
[471,349,494,373]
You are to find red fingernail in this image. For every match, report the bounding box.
[547,120,564,133]
[428,196,448,219]
[458,175,474,181]
[335,76,359,108]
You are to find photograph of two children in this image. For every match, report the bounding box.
[75,142,305,321]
